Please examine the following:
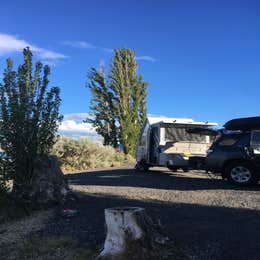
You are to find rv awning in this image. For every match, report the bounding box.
[186,127,219,136]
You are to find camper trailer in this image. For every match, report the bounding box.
[136,117,218,171]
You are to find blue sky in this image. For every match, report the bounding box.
[0,0,259,136]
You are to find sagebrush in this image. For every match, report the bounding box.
[52,137,134,172]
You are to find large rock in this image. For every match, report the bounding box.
[12,156,69,204]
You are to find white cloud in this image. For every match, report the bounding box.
[63,113,92,121]
[0,33,67,60]
[62,40,95,49]
[58,113,98,139]
[136,56,158,62]
[59,120,97,137]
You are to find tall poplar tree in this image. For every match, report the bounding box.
[0,47,63,193]
[110,48,148,156]
[86,66,118,147]
[87,48,148,156]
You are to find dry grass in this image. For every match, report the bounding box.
[18,236,98,260]
[0,210,52,259]
[0,210,98,260]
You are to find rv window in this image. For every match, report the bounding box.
[165,127,206,143]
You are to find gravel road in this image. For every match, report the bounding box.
[44,167,260,260]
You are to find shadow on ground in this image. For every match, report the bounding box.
[66,167,260,191]
[32,167,260,260]
[38,191,260,260]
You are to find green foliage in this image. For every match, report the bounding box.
[86,66,118,147]
[110,48,148,156]
[87,48,148,156]
[0,47,63,190]
[0,195,35,224]
[52,137,134,172]
[0,158,12,199]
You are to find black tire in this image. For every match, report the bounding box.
[225,161,259,186]
[167,166,178,172]
[135,161,149,172]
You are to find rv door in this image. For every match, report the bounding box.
[136,123,149,163]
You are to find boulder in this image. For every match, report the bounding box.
[12,156,69,204]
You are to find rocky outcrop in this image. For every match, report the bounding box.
[12,156,69,204]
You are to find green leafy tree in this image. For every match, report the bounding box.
[110,48,148,156]
[86,66,118,147]
[0,47,63,194]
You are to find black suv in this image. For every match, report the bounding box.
[206,130,260,185]
[189,117,260,186]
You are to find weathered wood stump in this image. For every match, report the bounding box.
[97,207,163,260]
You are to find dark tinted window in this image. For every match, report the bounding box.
[214,134,249,147]
[251,131,260,146]
[165,127,206,143]
[218,138,238,146]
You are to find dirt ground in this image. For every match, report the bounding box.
[1,167,260,259]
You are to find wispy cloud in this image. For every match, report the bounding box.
[62,39,158,62]
[62,40,111,53]
[101,47,114,53]
[62,40,95,49]
[0,33,68,60]
[136,56,158,62]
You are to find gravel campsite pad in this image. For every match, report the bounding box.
[3,167,259,259]
[65,167,260,260]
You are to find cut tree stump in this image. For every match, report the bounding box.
[97,207,166,260]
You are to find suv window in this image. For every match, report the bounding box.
[214,133,250,148]
[217,135,242,147]
[251,131,260,154]
[251,131,260,146]
[218,138,238,146]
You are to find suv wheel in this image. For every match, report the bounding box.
[225,161,258,186]
[135,160,149,172]
[167,166,178,172]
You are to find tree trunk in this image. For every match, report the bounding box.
[97,207,163,260]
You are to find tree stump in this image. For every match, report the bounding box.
[97,207,163,260]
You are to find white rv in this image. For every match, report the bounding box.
[136,117,218,171]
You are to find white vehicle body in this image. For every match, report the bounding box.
[136,117,218,170]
